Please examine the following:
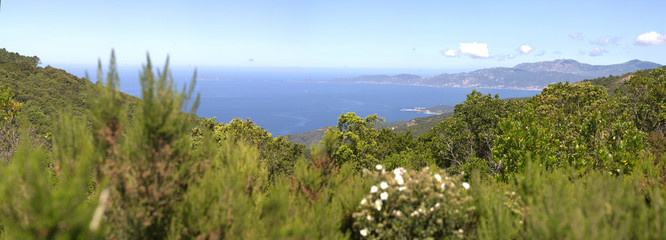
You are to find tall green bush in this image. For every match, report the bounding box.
[93,53,200,239]
[0,115,101,239]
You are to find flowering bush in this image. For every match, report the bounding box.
[352,165,477,239]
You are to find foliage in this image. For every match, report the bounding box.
[515,159,666,239]
[580,73,628,95]
[0,48,137,136]
[324,113,384,171]
[420,90,520,173]
[289,112,454,147]
[495,82,645,177]
[352,165,477,239]
[212,117,306,180]
[616,67,666,135]
[95,54,200,239]
[0,115,102,239]
[0,86,23,163]
[377,112,454,138]
[323,113,424,172]
[169,139,267,239]
[381,144,435,171]
[0,86,22,123]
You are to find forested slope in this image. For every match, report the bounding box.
[0,48,138,134]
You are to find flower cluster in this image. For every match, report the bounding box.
[352,165,476,239]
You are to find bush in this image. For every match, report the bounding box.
[352,165,477,239]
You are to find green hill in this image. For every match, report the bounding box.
[0,48,138,134]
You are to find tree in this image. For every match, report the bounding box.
[616,67,666,135]
[323,113,383,171]
[419,90,521,172]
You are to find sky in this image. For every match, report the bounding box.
[1,0,665,73]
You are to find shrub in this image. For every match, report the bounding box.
[352,165,477,239]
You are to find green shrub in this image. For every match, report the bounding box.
[0,115,102,239]
[516,160,666,239]
[471,172,523,240]
[495,82,645,178]
[169,140,267,239]
[352,165,477,239]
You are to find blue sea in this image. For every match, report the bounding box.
[62,65,541,136]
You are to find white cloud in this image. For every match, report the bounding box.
[588,48,608,57]
[590,36,620,46]
[635,31,666,46]
[442,49,458,57]
[519,44,533,54]
[535,50,546,57]
[569,32,582,39]
[459,42,489,58]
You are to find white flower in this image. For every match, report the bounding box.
[435,203,440,208]
[366,215,373,221]
[398,186,407,191]
[380,192,388,200]
[394,174,405,185]
[393,210,403,216]
[393,167,405,175]
[374,200,383,211]
[462,182,470,190]
[375,164,383,170]
[360,228,369,237]
[370,186,378,193]
[434,174,442,182]
[440,183,446,190]
[458,228,464,234]
[360,198,367,205]
[410,211,419,217]
[380,181,388,190]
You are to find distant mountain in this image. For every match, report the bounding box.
[330,59,662,90]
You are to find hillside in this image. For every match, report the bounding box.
[0,48,138,134]
[287,112,454,146]
[331,59,661,90]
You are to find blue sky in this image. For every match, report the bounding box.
[1,0,665,72]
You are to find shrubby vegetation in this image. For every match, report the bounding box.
[0,49,665,239]
[353,166,476,239]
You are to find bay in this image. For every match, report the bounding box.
[62,65,541,136]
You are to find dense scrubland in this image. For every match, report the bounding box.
[1,48,665,239]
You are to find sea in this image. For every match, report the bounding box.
[61,65,541,136]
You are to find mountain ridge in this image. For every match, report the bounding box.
[330,59,662,90]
